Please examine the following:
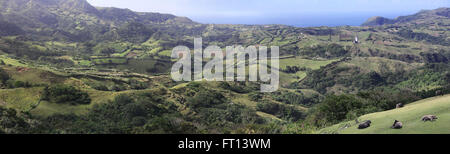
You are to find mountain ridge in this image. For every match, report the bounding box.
[0,0,195,41]
[362,7,450,26]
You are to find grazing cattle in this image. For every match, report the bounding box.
[435,90,443,96]
[422,115,438,122]
[391,120,403,129]
[358,120,372,129]
[396,103,404,108]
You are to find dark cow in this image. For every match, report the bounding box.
[435,90,443,96]
[396,103,404,108]
[391,120,403,129]
[422,115,438,122]
[358,120,372,129]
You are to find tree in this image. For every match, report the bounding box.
[316,95,363,123]
[13,81,25,88]
[0,68,10,84]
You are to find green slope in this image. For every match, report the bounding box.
[319,94,450,134]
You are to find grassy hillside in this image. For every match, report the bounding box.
[319,94,450,134]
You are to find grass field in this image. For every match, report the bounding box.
[92,58,128,65]
[319,94,450,134]
[3,66,67,85]
[0,87,120,116]
[0,55,28,67]
[29,89,158,116]
[0,87,43,112]
[342,57,423,74]
[278,57,338,86]
[279,57,338,70]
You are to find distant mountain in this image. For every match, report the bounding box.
[0,0,195,41]
[361,16,394,26]
[362,7,450,26]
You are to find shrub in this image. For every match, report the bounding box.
[13,81,31,88]
[219,82,250,93]
[271,91,318,106]
[249,92,263,101]
[256,101,305,121]
[92,84,109,91]
[187,90,227,109]
[311,95,363,124]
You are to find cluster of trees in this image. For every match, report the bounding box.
[416,84,450,98]
[0,20,23,36]
[299,66,344,94]
[6,80,33,88]
[27,87,272,134]
[218,82,259,94]
[300,62,450,94]
[36,92,184,134]
[367,48,424,63]
[38,57,75,67]
[306,84,450,127]
[0,68,9,86]
[306,88,420,126]
[396,29,449,46]
[271,91,320,107]
[248,90,314,121]
[0,107,30,134]
[42,85,91,105]
[281,66,311,74]
[187,90,228,109]
[420,52,449,63]
[186,85,265,129]
[177,82,276,133]
[116,22,154,43]
[340,71,386,90]
[21,82,273,134]
[256,100,305,121]
[88,79,148,92]
[0,39,57,60]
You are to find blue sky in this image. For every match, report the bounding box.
[87,0,450,27]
